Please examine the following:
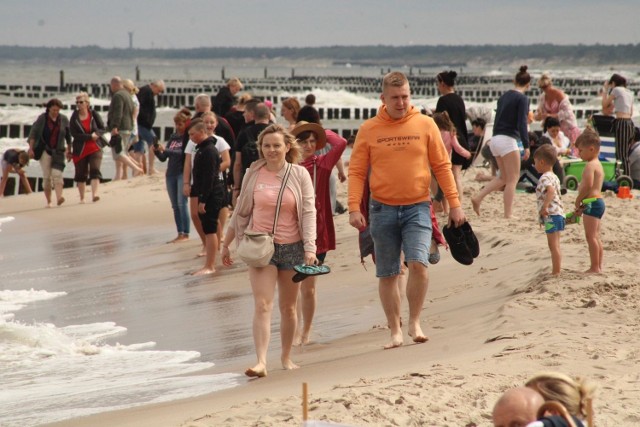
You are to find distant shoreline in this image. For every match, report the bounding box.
[1,43,639,67]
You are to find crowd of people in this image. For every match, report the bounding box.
[0,70,635,409]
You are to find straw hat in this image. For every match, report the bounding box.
[291,121,327,150]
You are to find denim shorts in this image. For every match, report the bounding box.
[369,199,432,277]
[544,214,565,234]
[270,241,304,270]
[134,127,156,153]
[583,198,605,219]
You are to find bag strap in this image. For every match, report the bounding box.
[271,163,292,236]
[313,162,317,190]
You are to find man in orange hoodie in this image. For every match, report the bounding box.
[348,71,466,349]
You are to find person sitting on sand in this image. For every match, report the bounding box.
[526,372,596,423]
[0,148,32,197]
[221,124,317,378]
[573,130,605,274]
[188,121,224,276]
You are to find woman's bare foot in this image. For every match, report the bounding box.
[191,267,216,276]
[57,197,65,206]
[471,197,481,216]
[175,234,189,242]
[197,247,206,257]
[282,358,299,370]
[245,364,267,378]
[383,332,404,349]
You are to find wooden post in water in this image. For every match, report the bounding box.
[135,65,140,81]
[264,67,268,78]
[59,70,64,91]
[291,68,295,78]
[221,66,225,80]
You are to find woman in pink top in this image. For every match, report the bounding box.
[291,121,346,345]
[534,73,581,146]
[221,124,317,378]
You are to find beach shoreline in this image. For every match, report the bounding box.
[2,167,639,427]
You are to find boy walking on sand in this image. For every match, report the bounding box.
[189,122,224,276]
[574,130,605,273]
[533,145,564,275]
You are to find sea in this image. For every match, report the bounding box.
[0,58,638,426]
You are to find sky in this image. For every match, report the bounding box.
[0,0,638,49]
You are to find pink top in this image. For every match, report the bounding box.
[251,167,301,244]
[441,130,471,158]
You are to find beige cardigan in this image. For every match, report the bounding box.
[229,159,317,254]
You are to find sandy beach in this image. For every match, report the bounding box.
[2,165,639,427]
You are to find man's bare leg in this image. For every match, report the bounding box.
[379,275,403,349]
[406,262,429,343]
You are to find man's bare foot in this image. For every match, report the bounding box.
[408,324,429,344]
[92,196,100,202]
[79,199,85,204]
[197,247,206,257]
[191,267,216,276]
[471,197,481,216]
[175,235,189,242]
[583,268,602,275]
[45,202,52,208]
[383,332,404,349]
[245,364,267,378]
[57,197,65,206]
[282,358,299,370]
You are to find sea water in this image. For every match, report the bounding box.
[0,221,246,426]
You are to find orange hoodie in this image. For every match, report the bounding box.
[348,105,460,212]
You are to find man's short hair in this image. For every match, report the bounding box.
[254,104,270,121]
[382,71,409,90]
[533,144,557,165]
[305,93,316,105]
[244,99,261,114]
[575,129,600,149]
[195,93,211,109]
[110,76,122,85]
[151,79,165,92]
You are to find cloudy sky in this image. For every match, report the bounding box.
[0,0,638,48]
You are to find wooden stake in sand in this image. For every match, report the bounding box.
[302,382,309,421]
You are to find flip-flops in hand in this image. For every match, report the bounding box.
[292,264,331,283]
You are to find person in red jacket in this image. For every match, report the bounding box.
[348,71,466,349]
[291,121,346,345]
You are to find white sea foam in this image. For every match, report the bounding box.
[0,289,243,426]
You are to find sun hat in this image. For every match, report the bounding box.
[291,121,327,150]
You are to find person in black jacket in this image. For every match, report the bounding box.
[136,79,165,175]
[189,121,224,276]
[69,92,107,203]
[213,77,243,117]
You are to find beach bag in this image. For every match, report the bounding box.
[237,163,292,267]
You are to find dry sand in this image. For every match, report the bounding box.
[4,167,639,427]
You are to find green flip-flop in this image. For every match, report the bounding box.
[292,264,331,283]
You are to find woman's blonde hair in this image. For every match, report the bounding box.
[76,91,90,105]
[257,123,301,164]
[537,73,552,89]
[526,372,596,419]
[122,79,139,94]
